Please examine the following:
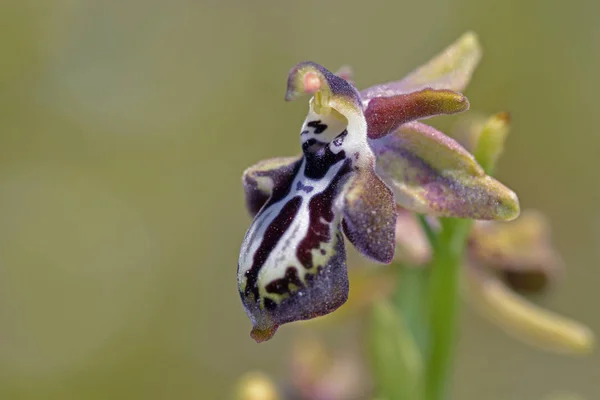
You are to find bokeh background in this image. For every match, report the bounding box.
[0,0,598,399]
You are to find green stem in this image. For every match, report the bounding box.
[425,218,472,400]
[380,215,474,400]
[417,214,438,250]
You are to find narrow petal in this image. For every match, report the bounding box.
[242,156,302,216]
[365,89,469,139]
[469,210,564,292]
[464,265,594,355]
[370,122,520,220]
[361,31,482,100]
[342,168,396,263]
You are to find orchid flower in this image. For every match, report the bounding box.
[237,32,520,342]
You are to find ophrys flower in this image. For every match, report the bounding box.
[238,33,519,342]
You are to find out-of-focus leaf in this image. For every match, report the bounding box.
[368,299,424,400]
[464,266,595,355]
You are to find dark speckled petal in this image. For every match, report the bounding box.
[242,156,302,217]
[370,122,519,220]
[342,168,397,264]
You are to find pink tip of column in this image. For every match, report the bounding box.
[303,72,322,93]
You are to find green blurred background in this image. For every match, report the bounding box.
[0,0,598,399]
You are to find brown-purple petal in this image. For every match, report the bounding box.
[365,89,469,139]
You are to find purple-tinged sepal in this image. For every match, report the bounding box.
[370,121,519,220]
